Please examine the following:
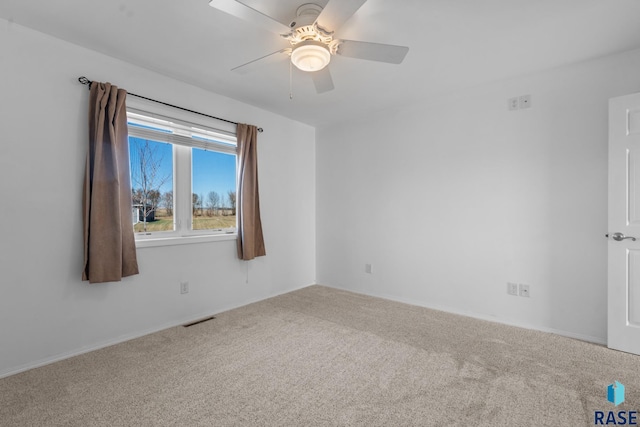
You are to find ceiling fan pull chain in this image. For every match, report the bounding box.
[289,61,294,100]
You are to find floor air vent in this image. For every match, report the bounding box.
[183,316,216,327]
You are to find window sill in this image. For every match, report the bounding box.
[135,233,237,248]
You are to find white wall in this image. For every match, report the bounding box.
[317,49,640,344]
[0,19,316,377]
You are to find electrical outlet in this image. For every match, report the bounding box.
[180,281,189,294]
[508,97,519,111]
[365,263,372,274]
[507,282,518,296]
[519,284,530,298]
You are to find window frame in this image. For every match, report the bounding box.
[126,101,238,248]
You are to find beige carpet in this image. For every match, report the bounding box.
[1,285,638,426]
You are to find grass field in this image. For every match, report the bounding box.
[134,214,236,232]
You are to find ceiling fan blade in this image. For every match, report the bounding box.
[314,0,367,34]
[231,48,291,74]
[310,67,334,94]
[209,0,291,35]
[336,40,409,64]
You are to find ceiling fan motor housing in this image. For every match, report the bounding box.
[286,3,332,46]
[289,3,323,28]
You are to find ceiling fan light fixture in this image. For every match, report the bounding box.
[291,42,331,72]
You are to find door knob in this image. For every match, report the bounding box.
[606,232,637,241]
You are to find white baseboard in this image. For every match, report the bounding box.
[3,281,604,379]
[0,282,315,380]
[319,284,607,346]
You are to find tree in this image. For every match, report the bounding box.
[192,193,202,216]
[148,189,161,212]
[130,139,171,231]
[228,190,236,215]
[162,190,173,216]
[207,191,220,216]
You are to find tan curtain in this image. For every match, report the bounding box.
[236,124,266,260]
[82,82,139,283]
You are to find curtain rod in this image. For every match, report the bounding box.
[77,76,263,133]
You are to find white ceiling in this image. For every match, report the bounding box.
[2,0,640,127]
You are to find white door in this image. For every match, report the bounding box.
[608,92,640,355]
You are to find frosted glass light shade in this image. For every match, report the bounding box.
[291,43,331,72]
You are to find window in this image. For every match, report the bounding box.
[127,107,237,243]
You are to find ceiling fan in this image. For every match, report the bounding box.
[208,0,410,94]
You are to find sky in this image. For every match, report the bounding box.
[129,137,237,208]
[192,146,237,205]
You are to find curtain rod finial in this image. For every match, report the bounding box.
[78,76,92,87]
